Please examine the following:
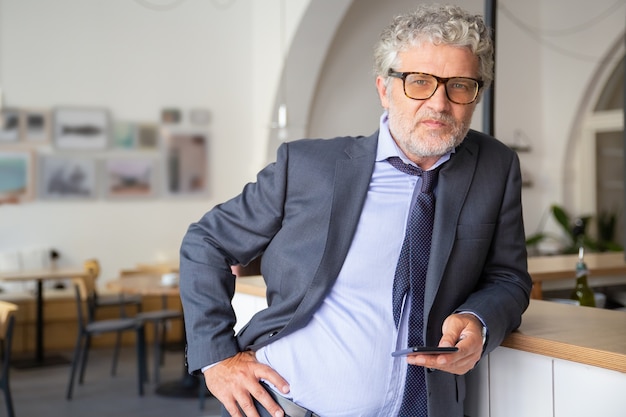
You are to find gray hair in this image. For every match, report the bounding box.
[373,4,494,89]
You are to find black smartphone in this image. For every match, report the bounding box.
[391,346,459,357]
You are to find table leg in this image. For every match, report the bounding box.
[36,279,43,362]
[154,316,206,398]
[11,279,69,369]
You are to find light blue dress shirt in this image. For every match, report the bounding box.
[256,112,451,416]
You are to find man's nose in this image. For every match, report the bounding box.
[426,82,452,110]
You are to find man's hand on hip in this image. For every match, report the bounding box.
[203,351,290,417]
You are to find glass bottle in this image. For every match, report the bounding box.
[570,247,596,307]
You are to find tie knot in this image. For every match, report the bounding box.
[387,156,422,176]
[387,156,439,193]
[420,169,438,193]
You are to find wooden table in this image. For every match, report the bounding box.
[528,251,626,299]
[135,261,179,273]
[107,273,181,298]
[0,266,89,368]
[107,273,195,398]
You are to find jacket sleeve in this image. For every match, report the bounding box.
[457,150,532,354]
[178,143,290,373]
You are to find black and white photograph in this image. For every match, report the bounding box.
[21,108,51,143]
[38,155,97,199]
[0,108,21,142]
[53,107,109,150]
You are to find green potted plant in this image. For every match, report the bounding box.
[525,204,623,255]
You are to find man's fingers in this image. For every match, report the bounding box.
[203,351,287,417]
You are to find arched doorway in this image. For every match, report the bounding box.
[565,34,625,246]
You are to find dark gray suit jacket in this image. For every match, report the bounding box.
[179,130,532,416]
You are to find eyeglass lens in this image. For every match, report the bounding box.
[404,73,478,104]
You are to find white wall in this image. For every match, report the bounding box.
[0,0,305,282]
[501,0,624,236]
[0,0,624,285]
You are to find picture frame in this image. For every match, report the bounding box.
[112,121,137,150]
[0,149,34,202]
[136,123,159,150]
[189,108,211,126]
[161,108,181,124]
[163,128,209,196]
[38,155,97,200]
[21,108,51,143]
[103,156,158,199]
[53,107,109,150]
[0,109,21,143]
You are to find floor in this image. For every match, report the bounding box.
[6,346,223,417]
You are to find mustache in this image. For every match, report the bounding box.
[415,110,456,125]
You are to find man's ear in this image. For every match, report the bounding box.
[375,76,390,109]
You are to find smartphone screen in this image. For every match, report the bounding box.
[391,346,459,357]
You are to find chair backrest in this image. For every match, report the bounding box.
[83,258,102,302]
[84,259,101,282]
[119,269,145,277]
[0,301,17,378]
[0,301,17,342]
[72,277,95,326]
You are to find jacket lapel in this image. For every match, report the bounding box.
[424,138,479,309]
[301,133,378,305]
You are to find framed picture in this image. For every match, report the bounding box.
[103,157,158,199]
[189,108,211,126]
[112,121,137,150]
[161,108,181,124]
[21,108,51,143]
[53,107,109,150]
[0,109,21,143]
[163,129,209,196]
[38,155,97,199]
[136,123,159,150]
[0,150,34,202]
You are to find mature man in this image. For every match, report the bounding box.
[180,4,532,417]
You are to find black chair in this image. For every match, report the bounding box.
[135,308,182,384]
[0,301,17,417]
[119,269,183,384]
[66,278,147,400]
[84,259,143,376]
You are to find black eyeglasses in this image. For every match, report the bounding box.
[387,69,483,105]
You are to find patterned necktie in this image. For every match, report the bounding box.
[388,156,439,417]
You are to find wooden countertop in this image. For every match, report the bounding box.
[235,277,626,373]
[502,299,626,373]
[235,275,266,298]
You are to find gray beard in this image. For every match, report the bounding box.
[392,111,470,158]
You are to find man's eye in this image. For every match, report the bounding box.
[409,78,431,87]
[449,81,471,91]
